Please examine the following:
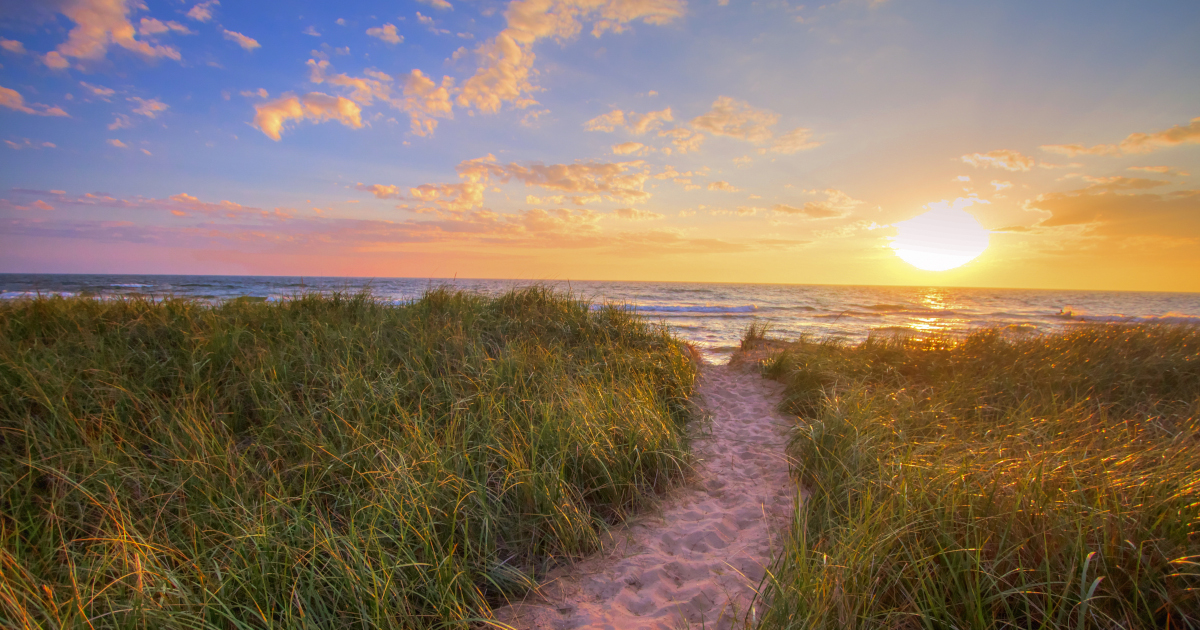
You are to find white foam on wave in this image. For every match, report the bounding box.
[1,291,77,300]
[635,304,758,314]
[1058,306,1200,325]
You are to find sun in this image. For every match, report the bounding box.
[890,198,991,271]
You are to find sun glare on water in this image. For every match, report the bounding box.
[890,198,991,271]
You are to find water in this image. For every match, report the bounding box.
[3,274,1199,363]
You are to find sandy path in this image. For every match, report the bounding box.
[494,364,796,630]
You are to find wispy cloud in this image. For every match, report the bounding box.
[1041,117,1200,157]
[222,29,261,51]
[0,85,69,117]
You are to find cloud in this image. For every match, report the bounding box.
[960,149,1036,172]
[1077,175,1169,192]
[1,39,26,54]
[584,109,624,132]
[187,1,218,22]
[772,189,864,219]
[1120,117,1200,153]
[612,141,646,155]
[614,207,663,220]
[658,127,704,153]
[252,92,363,141]
[1028,186,1200,238]
[708,180,740,192]
[415,12,450,35]
[108,114,132,129]
[691,96,778,143]
[128,96,168,117]
[3,189,771,257]
[363,155,653,214]
[241,88,269,99]
[138,18,193,36]
[1128,165,1189,177]
[768,127,820,154]
[457,0,685,113]
[584,108,673,135]
[79,81,115,100]
[991,180,1012,191]
[0,84,70,117]
[42,0,181,68]
[307,60,453,136]
[366,23,403,44]
[354,184,404,199]
[418,0,454,10]
[710,206,761,216]
[5,139,56,150]
[303,26,321,37]
[1041,117,1200,157]
[398,70,455,135]
[107,138,129,148]
[222,29,261,50]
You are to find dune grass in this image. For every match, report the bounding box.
[0,287,698,629]
[751,325,1200,629]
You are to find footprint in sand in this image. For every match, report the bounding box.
[493,363,798,629]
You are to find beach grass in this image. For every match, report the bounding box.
[0,287,698,629]
[750,325,1200,629]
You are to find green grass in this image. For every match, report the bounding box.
[753,325,1200,629]
[0,287,698,629]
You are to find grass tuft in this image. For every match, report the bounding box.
[757,325,1200,629]
[0,287,697,629]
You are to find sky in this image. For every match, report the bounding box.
[1,0,1198,291]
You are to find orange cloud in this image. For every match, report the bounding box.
[584,107,673,134]
[361,155,653,213]
[768,127,820,154]
[222,29,260,50]
[307,60,453,136]
[129,96,168,118]
[612,141,647,155]
[0,85,69,117]
[43,0,181,68]
[186,1,218,22]
[614,207,663,220]
[708,180,740,192]
[658,127,704,153]
[960,149,1036,172]
[1041,117,1200,157]
[773,189,864,219]
[457,0,685,113]
[366,23,403,44]
[1029,186,1200,238]
[138,18,193,36]
[253,93,363,140]
[691,96,778,143]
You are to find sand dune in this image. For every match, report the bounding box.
[495,364,797,629]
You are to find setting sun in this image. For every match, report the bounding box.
[890,199,991,271]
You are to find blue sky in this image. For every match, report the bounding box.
[2,0,1199,289]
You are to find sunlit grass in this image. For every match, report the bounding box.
[0,287,698,629]
[750,325,1200,629]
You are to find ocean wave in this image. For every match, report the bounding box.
[1,291,77,300]
[634,304,758,314]
[1060,311,1200,325]
[112,283,152,288]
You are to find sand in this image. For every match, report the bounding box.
[493,363,797,629]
